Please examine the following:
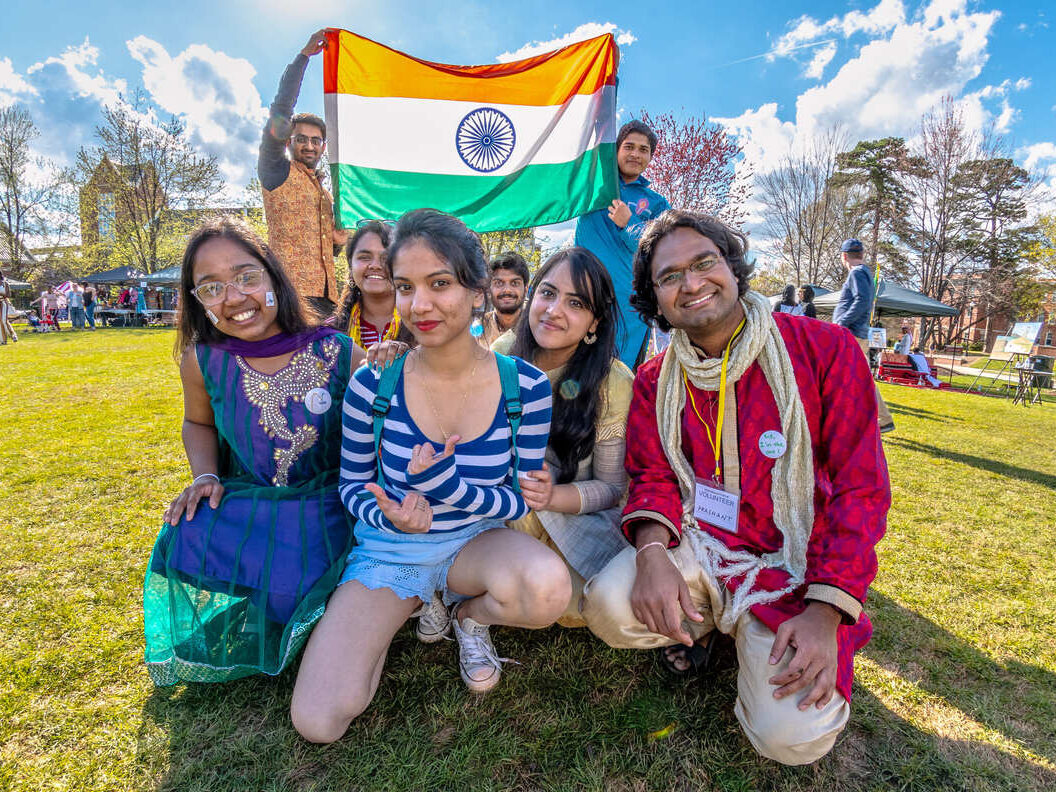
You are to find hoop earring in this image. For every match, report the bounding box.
[583,331,597,345]
[469,316,484,338]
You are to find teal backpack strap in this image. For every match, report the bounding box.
[494,353,523,494]
[370,354,408,492]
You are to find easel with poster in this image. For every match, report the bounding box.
[966,322,1042,399]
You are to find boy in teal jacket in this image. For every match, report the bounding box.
[574,120,670,369]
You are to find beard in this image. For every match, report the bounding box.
[495,301,521,316]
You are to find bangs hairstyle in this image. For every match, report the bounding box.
[510,247,621,484]
[332,220,393,331]
[630,210,755,332]
[387,209,488,304]
[174,215,309,359]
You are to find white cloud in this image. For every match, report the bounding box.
[497,23,635,63]
[803,42,837,79]
[0,57,36,107]
[534,219,576,253]
[772,0,906,58]
[27,39,127,109]
[1021,142,1056,171]
[127,36,267,191]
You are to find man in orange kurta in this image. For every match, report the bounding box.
[258,30,348,314]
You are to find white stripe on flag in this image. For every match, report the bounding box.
[324,85,616,177]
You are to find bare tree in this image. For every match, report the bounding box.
[0,106,58,278]
[75,92,223,272]
[757,127,864,288]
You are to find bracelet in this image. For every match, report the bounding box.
[635,540,669,557]
[192,472,220,487]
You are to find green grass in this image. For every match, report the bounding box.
[2,328,1054,791]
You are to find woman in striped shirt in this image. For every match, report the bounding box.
[291,210,569,744]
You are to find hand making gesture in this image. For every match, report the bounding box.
[363,483,433,533]
[407,435,459,476]
[301,29,328,58]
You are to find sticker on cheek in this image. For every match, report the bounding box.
[265,291,275,306]
[205,309,219,324]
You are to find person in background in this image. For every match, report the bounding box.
[68,284,86,330]
[83,282,97,330]
[792,285,817,319]
[480,252,529,347]
[258,29,347,315]
[493,247,633,627]
[895,323,913,354]
[331,221,410,348]
[574,120,671,369]
[774,285,796,314]
[831,239,894,434]
[0,270,17,344]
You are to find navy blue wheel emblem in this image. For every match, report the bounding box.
[456,107,515,173]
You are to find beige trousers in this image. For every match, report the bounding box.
[582,543,850,765]
[510,511,587,628]
[856,336,894,427]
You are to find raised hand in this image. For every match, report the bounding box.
[607,199,632,229]
[407,436,459,476]
[301,29,328,57]
[364,483,432,533]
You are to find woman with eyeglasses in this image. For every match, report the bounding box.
[492,248,633,626]
[142,216,366,686]
[331,220,413,348]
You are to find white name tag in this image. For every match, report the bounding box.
[693,478,740,534]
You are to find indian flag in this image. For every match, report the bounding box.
[322,29,620,233]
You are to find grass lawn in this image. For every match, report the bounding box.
[2,328,1054,792]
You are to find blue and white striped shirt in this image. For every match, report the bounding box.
[339,355,552,534]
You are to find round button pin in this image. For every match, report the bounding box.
[304,387,332,415]
[758,430,787,459]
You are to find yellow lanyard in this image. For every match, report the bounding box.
[347,301,401,347]
[682,318,745,482]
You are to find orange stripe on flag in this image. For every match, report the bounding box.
[323,29,617,105]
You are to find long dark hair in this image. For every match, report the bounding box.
[174,215,309,358]
[511,247,620,484]
[332,220,392,331]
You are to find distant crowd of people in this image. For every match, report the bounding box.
[136,30,891,768]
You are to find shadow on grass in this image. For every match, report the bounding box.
[137,610,1056,792]
[863,591,1056,775]
[884,403,964,422]
[884,437,1056,490]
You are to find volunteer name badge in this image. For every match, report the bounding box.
[693,478,740,534]
[304,387,332,415]
[758,429,787,459]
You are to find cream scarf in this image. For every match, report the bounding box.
[656,290,814,631]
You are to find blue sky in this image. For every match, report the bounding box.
[1,0,1053,251]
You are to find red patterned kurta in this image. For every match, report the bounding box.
[622,313,890,701]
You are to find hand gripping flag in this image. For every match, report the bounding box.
[323,30,620,233]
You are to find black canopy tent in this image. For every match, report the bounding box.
[83,266,146,284]
[812,280,958,318]
[142,266,181,286]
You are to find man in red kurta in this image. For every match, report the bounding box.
[581,210,889,765]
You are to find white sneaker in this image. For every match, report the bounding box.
[452,608,512,693]
[413,592,451,643]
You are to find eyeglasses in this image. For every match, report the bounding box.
[192,268,266,305]
[653,255,724,292]
[292,134,324,147]
[355,218,397,228]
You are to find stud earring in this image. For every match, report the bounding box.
[583,331,597,345]
[265,291,275,306]
[469,316,484,338]
[205,309,220,324]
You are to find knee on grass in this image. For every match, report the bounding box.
[290,692,371,744]
[736,702,846,766]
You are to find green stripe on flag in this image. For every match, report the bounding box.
[331,143,619,233]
